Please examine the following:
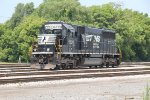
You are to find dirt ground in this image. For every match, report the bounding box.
[0,74,150,100]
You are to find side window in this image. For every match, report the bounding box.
[75,32,77,37]
[68,32,73,38]
[54,30,61,34]
[67,30,74,38]
[45,29,52,34]
[71,32,73,38]
[62,29,66,37]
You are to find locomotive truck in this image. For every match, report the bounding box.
[31,21,121,69]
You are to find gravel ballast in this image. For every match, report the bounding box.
[0,74,150,100]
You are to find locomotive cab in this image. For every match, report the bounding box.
[31,21,75,69]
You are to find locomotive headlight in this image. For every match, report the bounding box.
[33,48,37,52]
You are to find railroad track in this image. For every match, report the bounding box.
[0,63,150,84]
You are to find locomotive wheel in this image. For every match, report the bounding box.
[112,64,115,68]
[100,63,104,68]
[61,64,66,70]
[55,65,60,70]
[117,59,121,66]
[69,63,73,69]
[95,66,98,68]
[69,65,73,69]
[106,62,109,68]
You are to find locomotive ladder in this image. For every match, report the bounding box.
[54,39,62,66]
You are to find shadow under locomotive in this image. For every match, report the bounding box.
[30,21,121,70]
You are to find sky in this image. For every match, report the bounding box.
[0,0,150,23]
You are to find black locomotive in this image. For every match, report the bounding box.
[31,21,121,69]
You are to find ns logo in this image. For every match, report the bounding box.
[42,36,48,43]
[86,35,101,42]
[94,35,101,42]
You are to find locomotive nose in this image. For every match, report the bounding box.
[38,34,56,45]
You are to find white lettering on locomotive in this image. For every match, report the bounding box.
[94,36,100,42]
[45,24,62,30]
[86,35,100,42]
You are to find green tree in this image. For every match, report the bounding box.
[89,3,123,28]
[34,0,91,24]
[0,24,17,61]
[6,2,34,29]
[13,15,46,61]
